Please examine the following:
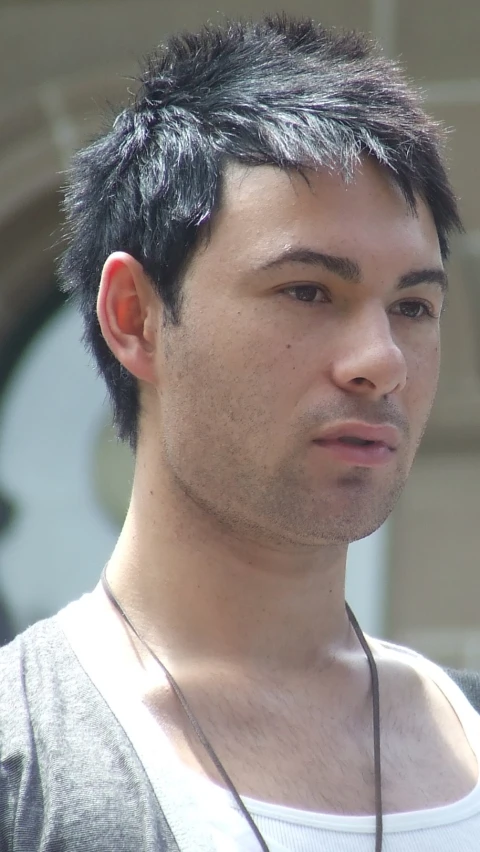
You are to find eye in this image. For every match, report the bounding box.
[391,300,437,320]
[283,285,328,304]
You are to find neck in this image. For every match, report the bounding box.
[105,460,359,675]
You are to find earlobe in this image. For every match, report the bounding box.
[96,252,158,384]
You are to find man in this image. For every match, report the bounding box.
[1,14,479,852]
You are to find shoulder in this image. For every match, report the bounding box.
[0,613,86,731]
[0,611,172,850]
[0,614,66,729]
[0,611,68,668]
[371,635,480,714]
[0,614,79,765]
[0,616,70,849]
[0,606,126,753]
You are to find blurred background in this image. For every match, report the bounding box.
[0,0,479,666]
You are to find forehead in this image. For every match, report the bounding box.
[202,159,442,273]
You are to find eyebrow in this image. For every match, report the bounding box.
[257,248,449,293]
[397,267,449,293]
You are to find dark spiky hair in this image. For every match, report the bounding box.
[59,14,462,449]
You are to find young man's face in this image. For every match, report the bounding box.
[152,159,444,546]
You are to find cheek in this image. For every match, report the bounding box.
[405,340,440,428]
[165,314,302,456]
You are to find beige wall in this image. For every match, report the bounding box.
[1,0,479,664]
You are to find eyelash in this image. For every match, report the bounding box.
[282,285,439,320]
[390,301,437,320]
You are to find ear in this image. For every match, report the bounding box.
[96,252,159,384]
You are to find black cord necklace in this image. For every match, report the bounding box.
[101,567,383,851]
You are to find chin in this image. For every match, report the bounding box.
[293,490,402,546]
[317,501,397,545]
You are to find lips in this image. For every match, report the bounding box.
[312,422,401,467]
[314,422,400,451]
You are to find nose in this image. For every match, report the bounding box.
[330,306,407,399]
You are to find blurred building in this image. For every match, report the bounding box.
[0,0,479,665]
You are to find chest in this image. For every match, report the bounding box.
[222,715,476,814]
[159,675,479,816]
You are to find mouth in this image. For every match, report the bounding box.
[336,436,377,446]
[312,422,400,467]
